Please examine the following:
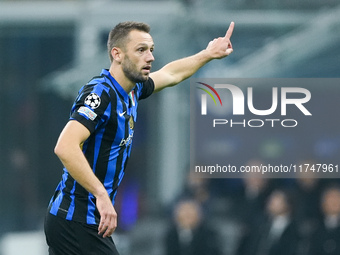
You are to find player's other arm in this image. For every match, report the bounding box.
[150,22,234,93]
[54,120,117,237]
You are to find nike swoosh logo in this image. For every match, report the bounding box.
[119,111,126,117]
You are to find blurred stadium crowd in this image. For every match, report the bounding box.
[161,165,340,255]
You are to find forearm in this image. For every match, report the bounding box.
[161,49,212,85]
[55,145,107,198]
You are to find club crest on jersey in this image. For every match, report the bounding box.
[129,115,134,130]
[84,93,101,109]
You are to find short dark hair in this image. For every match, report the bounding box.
[107,21,151,62]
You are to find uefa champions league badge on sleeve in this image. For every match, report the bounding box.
[84,93,101,109]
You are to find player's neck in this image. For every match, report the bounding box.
[109,65,135,94]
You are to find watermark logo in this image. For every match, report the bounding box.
[197,82,311,117]
[194,80,311,128]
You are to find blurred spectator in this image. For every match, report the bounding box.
[183,171,211,205]
[236,188,299,255]
[294,177,322,222]
[237,170,273,223]
[173,170,218,216]
[292,161,324,254]
[234,160,274,255]
[309,185,340,255]
[164,199,222,255]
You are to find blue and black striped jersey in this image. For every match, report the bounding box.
[48,69,154,225]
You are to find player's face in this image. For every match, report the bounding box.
[122,30,155,83]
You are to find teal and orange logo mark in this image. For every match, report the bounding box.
[196,82,222,115]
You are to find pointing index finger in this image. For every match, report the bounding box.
[225,21,235,39]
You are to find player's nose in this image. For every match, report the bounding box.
[146,50,155,63]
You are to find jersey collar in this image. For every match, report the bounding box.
[101,69,132,104]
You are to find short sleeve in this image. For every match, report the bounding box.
[138,78,155,100]
[70,84,112,134]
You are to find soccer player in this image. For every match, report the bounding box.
[44,21,234,255]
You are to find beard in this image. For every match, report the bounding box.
[122,55,148,83]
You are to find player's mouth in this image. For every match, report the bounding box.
[142,65,151,74]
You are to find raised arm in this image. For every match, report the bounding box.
[54,120,117,237]
[150,21,234,93]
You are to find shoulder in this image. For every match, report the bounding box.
[77,75,118,104]
[136,78,155,100]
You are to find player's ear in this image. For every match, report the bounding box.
[111,47,123,63]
